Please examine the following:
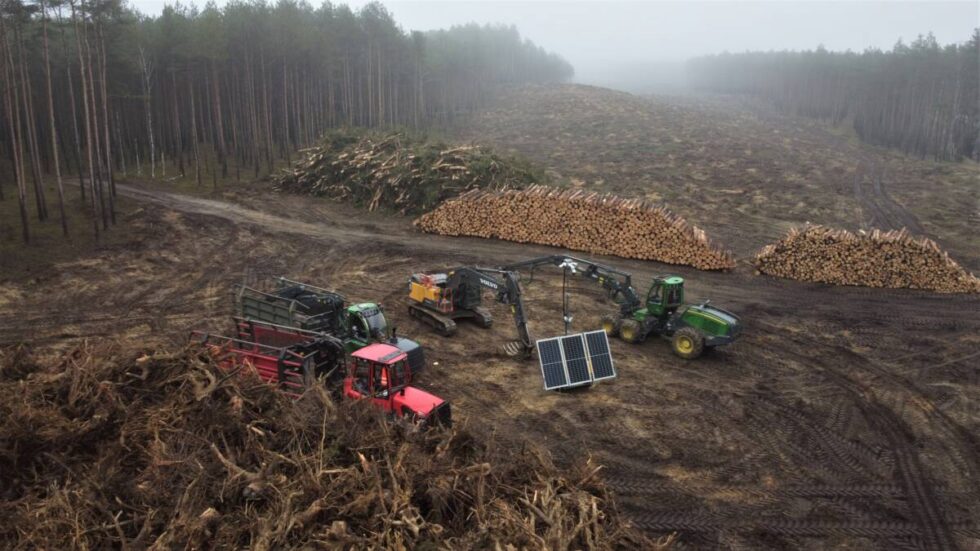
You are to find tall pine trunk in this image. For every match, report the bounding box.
[40,0,68,237]
[1,17,30,242]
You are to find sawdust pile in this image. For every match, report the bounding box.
[273,130,544,214]
[415,186,736,270]
[755,225,980,293]
[0,343,662,550]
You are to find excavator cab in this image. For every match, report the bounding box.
[646,277,685,317]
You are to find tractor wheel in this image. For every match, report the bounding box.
[671,327,705,359]
[601,314,622,337]
[619,319,645,344]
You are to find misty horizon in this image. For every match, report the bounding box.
[125,0,979,93]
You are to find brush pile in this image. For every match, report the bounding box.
[273,130,543,214]
[415,186,736,270]
[755,225,980,293]
[0,343,659,550]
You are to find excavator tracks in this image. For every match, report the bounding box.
[408,303,457,336]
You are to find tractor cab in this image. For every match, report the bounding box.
[343,343,451,427]
[646,276,685,317]
[344,303,426,374]
[344,303,390,344]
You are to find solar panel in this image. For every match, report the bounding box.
[560,335,591,386]
[536,337,569,390]
[584,330,616,381]
[536,330,618,391]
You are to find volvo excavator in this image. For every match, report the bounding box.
[407,267,534,357]
[503,255,741,359]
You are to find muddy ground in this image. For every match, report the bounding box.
[2,86,978,550]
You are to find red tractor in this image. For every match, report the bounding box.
[343,342,450,425]
[193,319,451,428]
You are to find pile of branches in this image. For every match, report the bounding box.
[415,186,736,270]
[0,343,662,550]
[273,130,544,214]
[755,225,980,293]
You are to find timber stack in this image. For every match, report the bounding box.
[415,186,736,270]
[755,225,980,293]
[273,130,542,214]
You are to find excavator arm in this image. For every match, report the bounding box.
[446,267,535,357]
[502,255,643,315]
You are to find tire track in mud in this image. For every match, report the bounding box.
[754,323,967,551]
[630,509,976,540]
[852,161,924,233]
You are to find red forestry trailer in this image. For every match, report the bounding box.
[193,319,451,428]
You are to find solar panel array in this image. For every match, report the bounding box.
[536,330,617,391]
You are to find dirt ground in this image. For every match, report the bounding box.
[2,85,978,550]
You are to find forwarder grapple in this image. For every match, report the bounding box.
[503,255,741,359]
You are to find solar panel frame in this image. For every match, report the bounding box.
[560,335,592,387]
[584,330,617,381]
[536,337,570,390]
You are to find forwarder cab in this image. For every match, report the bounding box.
[344,343,451,427]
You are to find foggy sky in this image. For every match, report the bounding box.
[128,0,980,93]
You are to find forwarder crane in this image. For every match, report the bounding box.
[408,267,534,357]
[503,255,741,359]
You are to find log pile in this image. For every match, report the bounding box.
[0,343,662,549]
[415,185,736,270]
[755,225,980,293]
[273,130,542,214]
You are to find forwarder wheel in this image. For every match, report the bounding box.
[601,314,622,337]
[619,319,645,344]
[672,328,705,359]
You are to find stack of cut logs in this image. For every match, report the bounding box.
[273,131,540,214]
[755,225,980,293]
[415,185,736,270]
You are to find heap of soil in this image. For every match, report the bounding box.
[415,186,736,270]
[755,225,980,293]
[273,130,545,214]
[0,344,660,550]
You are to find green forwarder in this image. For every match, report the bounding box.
[234,277,425,372]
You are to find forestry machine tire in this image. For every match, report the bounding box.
[619,318,645,344]
[601,314,622,337]
[671,327,705,359]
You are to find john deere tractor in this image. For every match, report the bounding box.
[503,256,741,359]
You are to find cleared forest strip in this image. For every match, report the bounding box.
[755,225,980,293]
[415,185,736,270]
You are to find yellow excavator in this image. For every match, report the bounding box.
[407,267,534,357]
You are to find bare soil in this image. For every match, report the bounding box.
[1,85,977,550]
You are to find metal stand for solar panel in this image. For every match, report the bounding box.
[558,258,577,335]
